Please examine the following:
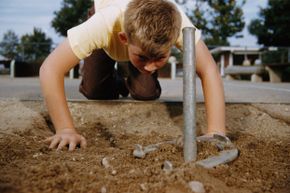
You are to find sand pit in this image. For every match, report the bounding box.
[0,99,289,193]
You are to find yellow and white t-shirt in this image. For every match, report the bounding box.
[67,0,201,61]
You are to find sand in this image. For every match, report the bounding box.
[0,99,289,193]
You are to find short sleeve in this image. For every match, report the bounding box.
[67,1,201,58]
[67,12,110,59]
[175,9,202,51]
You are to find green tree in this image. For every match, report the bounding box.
[187,1,209,36]
[18,28,52,63]
[177,0,245,46]
[51,0,93,37]
[0,30,19,59]
[248,0,290,46]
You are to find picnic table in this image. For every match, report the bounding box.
[265,63,290,82]
[224,63,290,82]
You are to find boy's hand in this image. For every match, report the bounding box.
[45,128,87,151]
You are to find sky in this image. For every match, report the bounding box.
[0,0,267,47]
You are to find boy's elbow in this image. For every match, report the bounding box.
[39,58,54,83]
[198,63,220,80]
[39,60,48,81]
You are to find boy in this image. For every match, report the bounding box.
[40,0,226,151]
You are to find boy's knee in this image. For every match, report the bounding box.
[127,78,161,100]
[126,75,161,101]
[129,90,161,101]
[126,63,161,101]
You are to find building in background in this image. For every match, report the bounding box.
[210,46,262,76]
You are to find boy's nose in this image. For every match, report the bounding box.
[144,60,166,72]
[144,62,159,72]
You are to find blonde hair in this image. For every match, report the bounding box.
[124,0,181,58]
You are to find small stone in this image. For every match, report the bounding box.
[163,160,173,173]
[285,107,289,112]
[175,135,183,147]
[100,186,107,193]
[32,153,42,158]
[188,181,205,193]
[101,157,110,169]
[144,144,159,153]
[140,183,147,191]
[111,170,117,176]
[133,144,146,158]
[72,157,76,161]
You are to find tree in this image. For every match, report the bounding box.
[187,1,209,36]
[248,0,290,46]
[205,0,245,46]
[18,28,52,63]
[177,0,245,46]
[52,0,245,46]
[0,30,19,60]
[51,0,93,37]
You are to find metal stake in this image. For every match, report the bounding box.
[182,27,197,162]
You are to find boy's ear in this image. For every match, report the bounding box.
[118,32,128,45]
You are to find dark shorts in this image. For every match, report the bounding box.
[79,49,161,100]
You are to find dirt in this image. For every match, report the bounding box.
[0,99,289,193]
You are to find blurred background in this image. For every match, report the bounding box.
[0,0,289,82]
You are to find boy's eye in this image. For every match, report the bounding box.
[138,55,148,61]
[158,56,166,61]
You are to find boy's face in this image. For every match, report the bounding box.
[118,32,170,74]
[127,43,171,74]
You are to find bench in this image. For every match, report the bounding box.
[224,65,267,82]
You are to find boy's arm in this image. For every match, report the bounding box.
[195,40,226,135]
[40,38,87,151]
